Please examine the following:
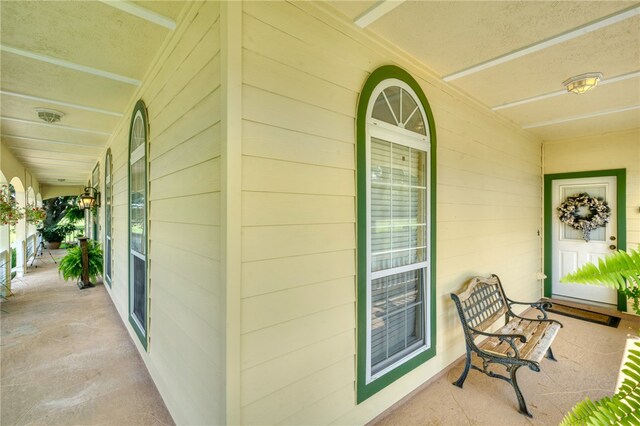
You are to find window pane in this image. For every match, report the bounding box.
[105,236,112,281]
[130,115,145,153]
[371,138,427,272]
[371,269,424,373]
[132,254,146,331]
[402,89,427,136]
[372,86,402,126]
[130,158,145,254]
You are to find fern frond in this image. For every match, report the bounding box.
[560,247,640,291]
[561,341,640,425]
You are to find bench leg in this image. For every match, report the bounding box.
[545,347,557,361]
[452,348,471,388]
[510,365,532,417]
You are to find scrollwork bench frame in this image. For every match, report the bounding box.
[450,274,563,417]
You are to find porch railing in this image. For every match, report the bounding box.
[0,249,10,298]
[26,234,37,264]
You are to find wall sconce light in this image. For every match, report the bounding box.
[78,186,100,210]
[562,72,603,94]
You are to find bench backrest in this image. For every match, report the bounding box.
[451,274,508,332]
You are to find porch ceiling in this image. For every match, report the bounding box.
[328,1,640,141]
[0,1,186,187]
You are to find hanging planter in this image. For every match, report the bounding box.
[0,184,24,226]
[24,203,46,225]
[557,192,611,242]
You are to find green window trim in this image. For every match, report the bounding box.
[543,169,627,311]
[357,65,437,403]
[128,99,149,350]
[104,148,113,287]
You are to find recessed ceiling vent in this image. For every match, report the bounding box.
[35,108,64,123]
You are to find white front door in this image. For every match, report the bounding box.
[551,176,618,306]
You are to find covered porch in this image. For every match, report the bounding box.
[1,250,173,425]
[2,251,639,424]
[1,1,638,425]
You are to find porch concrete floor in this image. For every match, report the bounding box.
[372,302,640,426]
[1,250,174,426]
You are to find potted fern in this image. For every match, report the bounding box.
[58,240,103,289]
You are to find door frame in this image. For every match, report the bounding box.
[543,169,627,310]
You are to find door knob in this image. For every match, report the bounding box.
[609,245,617,250]
[610,236,616,241]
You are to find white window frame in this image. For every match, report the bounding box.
[365,78,432,383]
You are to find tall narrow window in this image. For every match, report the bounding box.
[357,66,436,402]
[91,163,100,241]
[129,100,148,348]
[104,149,112,287]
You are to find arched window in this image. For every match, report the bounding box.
[357,66,436,401]
[104,149,113,287]
[129,100,148,348]
[91,163,100,241]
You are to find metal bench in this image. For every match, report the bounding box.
[450,274,563,417]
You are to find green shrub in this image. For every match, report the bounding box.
[42,223,76,243]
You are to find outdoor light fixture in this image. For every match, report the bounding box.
[78,186,100,210]
[562,72,603,94]
[34,107,64,123]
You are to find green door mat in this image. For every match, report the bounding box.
[547,303,621,328]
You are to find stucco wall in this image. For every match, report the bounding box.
[238,2,543,424]
[544,129,640,249]
[99,2,224,424]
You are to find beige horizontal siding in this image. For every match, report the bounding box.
[241,302,355,369]
[240,2,542,425]
[243,192,354,226]
[242,250,356,298]
[99,2,223,425]
[243,120,355,169]
[241,330,354,406]
[544,129,640,248]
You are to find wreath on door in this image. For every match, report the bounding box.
[557,192,611,242]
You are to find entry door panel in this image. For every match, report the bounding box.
[551,176,617,305]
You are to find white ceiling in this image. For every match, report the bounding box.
[1,1,638,190]
[0,1,186,187]
[328,0,640,141]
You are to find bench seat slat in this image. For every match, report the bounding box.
[479,320,560,363]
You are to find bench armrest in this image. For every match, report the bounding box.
[508,311,564,328]
[506,298,552,320]
[468,326,527,359]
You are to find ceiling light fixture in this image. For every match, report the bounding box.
[35,107,64,123]
[562,72,603,94]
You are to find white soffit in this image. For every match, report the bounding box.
[359,1,633,77]
[98,0,176,30]
[354,0,406,28]
[523,105,640,129]
[452,16,640,107]
[0,95,120,133]
[501,79,639,123]
[527,109,640,140]
[0,44,141,86]
[0,90,123,117]
[443,4,640,82]
[0,1,174,81]
[492,71,640,110]
[0,116,111,136]
[1,52,136,112]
